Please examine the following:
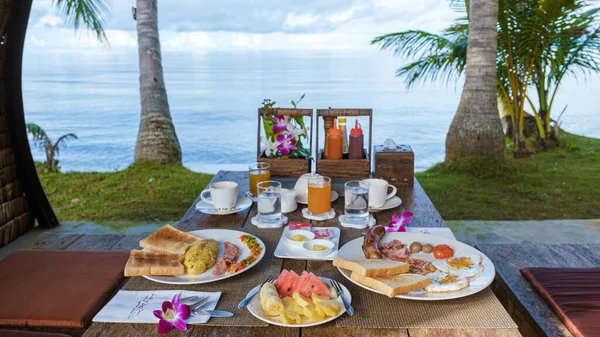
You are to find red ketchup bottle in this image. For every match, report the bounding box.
[349,120,364,159]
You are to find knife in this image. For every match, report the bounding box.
[193,309,234,317]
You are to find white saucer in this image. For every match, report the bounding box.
[195,196,253,215]
[302,208,336,221]
[339,214,376,229]
[296,191,339,205]
[369,196,402,212]
[250,215,288,228]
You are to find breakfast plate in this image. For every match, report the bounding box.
[195,196,252,215]
[247,276,350,327]
[368,196,402,212]
[274,227,340,261]
[144,229,265,285]
[335,232,495,300]
[296,191,339,205]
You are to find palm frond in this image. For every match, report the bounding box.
[25,122,51,152]
[53,0,111,42]
[53,133,78,156]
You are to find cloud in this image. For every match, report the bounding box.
[24,0,460,52]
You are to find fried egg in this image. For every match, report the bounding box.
[425,272,469,292]
[431,254,483,278]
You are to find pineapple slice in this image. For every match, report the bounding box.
[302,303,325,322]
[292,292,312,307]
[314,300,340,317]
[311,293,330,303]
[279,308,302,324]
[282,296,304,315]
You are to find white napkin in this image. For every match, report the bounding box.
[405,227,456,240]
[93,290,221,324]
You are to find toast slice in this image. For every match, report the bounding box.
[333,258,409,277]
[139,224,202,256]
[350,271,430,298]
[124,250,185,276]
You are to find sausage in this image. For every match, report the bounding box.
[362,225,386,259]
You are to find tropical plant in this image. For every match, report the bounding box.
[260,95,310,159]
[133,0,182,164]
[52,0,111,42]
[372,0,600,153]
[26,122,77,173]
[445,0,505,162]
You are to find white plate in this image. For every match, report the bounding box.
[195,196,252,215]
[368,196,402,212]
[274,227,340,261]
[335,232,495,300]
[144,229,265,285]
[247,276,350,327]
[296,191,339,205]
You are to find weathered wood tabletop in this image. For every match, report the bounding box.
[82,171,520,337]
[477,243,600,337]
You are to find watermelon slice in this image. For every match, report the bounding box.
[294,271,331,298]
[274,270,301,297]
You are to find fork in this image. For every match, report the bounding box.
[237,275,276,309]
[329,279,354,316]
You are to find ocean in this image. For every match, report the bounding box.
[22,49,600,173]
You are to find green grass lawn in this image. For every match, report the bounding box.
[416,132,600,220]
[39,163,214,222]
[39,132,599,222]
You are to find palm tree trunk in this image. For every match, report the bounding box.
[445,0,504,163]
[134,0,181,164]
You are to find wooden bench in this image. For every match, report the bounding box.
[477,243,600,337]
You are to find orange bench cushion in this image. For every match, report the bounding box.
[0,250,129,329]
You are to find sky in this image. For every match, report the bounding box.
[26,0,461,53]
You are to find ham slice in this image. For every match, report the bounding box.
[379,240,409,261]
[212,242,239,276]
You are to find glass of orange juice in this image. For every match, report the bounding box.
[308,175,332,216]
[249,162,270,197]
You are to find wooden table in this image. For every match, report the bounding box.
[83,171,520,337]
[477,243,600,337]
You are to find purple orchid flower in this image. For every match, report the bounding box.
[273,115,289,133]
[386,212,413,232]
[277,133,297,155]
[153,293,190,334]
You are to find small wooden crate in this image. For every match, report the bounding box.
[315,108,372,180]
[374,144,414,187]
[257,108,312,178]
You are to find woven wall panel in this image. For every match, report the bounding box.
[0,0,34,248]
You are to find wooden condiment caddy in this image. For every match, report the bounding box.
[316,108,372,180]
[257,108,312,178]
[373,144,414,187]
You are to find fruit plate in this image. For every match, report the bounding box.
[335,232,495,301]
[144,229,265,285]
[274,227,340,261]
[247,277,351,327]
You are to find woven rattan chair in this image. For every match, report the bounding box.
[0,0,59,248]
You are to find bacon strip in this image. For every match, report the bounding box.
[212,241,239,276]
[379,239,410,261]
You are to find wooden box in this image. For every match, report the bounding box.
[373,144,414,187]
[257,108,312,178]
[315,108,372,180]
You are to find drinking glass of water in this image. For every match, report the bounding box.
[344,180,369,224]
[257,181,282,223]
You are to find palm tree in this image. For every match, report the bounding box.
[444,0,505,162]
[133,0,182,164]
[53,0,181,164]
[26,123,78,173]
[52,0,110,42]
[372,0,600,153]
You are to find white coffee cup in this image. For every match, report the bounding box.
[200,181,238,211]
[362,178,397,208]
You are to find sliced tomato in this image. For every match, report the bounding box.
[433,244,454,259]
